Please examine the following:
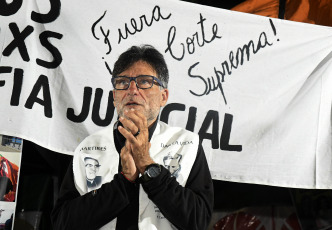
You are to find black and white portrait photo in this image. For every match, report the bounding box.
[84,157,102,191]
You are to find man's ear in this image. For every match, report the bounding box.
[160,88,169,107]
[113,90,117,107]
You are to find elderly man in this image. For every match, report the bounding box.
[84,157,102,191]
[52,45,213,230]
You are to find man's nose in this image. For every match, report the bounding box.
[127,80,139,92]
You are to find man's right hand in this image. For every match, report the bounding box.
[120,141,139,182]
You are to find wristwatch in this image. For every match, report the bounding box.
[140,163,161,183]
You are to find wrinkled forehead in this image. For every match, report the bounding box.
[84,158,98,165]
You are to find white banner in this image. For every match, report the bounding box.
[0,0,331,189]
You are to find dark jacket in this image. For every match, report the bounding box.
[52,121,214,230]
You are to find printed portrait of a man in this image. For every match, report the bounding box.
[163,153,182,178]
[84,157,102,191]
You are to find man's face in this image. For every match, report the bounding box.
[85,158,99,180]
[166,160,180,174]
[113,60,169,127]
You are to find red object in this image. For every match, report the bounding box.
[3,190,16,202]
[0,155,19,191]
[214,211,266,230]
[121,171,136,183]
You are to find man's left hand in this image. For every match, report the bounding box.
[118,109,154,174]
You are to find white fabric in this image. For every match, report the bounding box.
[73,121,199,229]
[0,0,332,189]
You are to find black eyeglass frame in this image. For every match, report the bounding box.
[111,75,164,90]
[85,163,101,168]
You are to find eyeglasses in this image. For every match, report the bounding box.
[111,75,164,90]
[85,164,100,169]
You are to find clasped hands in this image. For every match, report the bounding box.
[119,109,154,182]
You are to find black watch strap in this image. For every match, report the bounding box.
[139,163,161,183]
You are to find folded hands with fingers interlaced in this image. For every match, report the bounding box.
[118,109,154,180]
